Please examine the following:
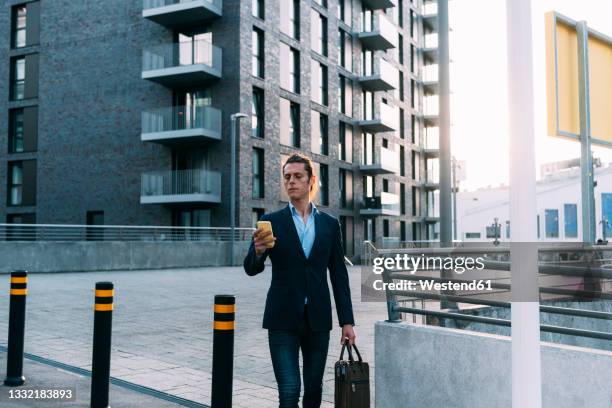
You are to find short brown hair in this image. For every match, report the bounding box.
[283,153,318,197]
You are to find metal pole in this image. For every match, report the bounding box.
[577,21,596,245]
[438,0,452,247]
[90,282,113,408]
[452,157,457,241]
[4,271,28,386]
[506,1,542,407]
[211,294,235,408]
[230,115,236,266]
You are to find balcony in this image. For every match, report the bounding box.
[358,13,397,50]
[141,169,221,204]
[360,193,401,217]
[359,58,398,92]
[422,46,439,64]
[359,103,397,133]
[141,105,222,144]
[423,113,439,127]
[142,0,222,28]
[142,39,222,88]
[361,0,395,10]
[422,2,438,32]
[360,146,400,174]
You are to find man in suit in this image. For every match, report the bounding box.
[244,153,356,408]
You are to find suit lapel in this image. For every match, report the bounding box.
[282,205,307,260]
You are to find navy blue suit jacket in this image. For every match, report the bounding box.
[243,205,355,331]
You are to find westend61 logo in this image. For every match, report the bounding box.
[369,254,492,292]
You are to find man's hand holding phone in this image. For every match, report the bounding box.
[254,221,276,256]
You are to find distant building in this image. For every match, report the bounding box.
[457,162,612,242]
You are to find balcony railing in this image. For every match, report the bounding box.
[141,169,221,204]
[361,0,395,11]
[360,58,398,91]
[361,192,401,217]
[361,146,400,174]
[141,105,222,143]
[358,12,397,50]
[142,0,222,27]
[142,39,222,86]
[360,102,398,132]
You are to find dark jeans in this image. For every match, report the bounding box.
[268,306,330,408]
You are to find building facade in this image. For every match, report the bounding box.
[1,0,441,259]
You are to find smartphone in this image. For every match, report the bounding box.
[256,221,275,248]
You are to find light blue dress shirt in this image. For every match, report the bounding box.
[289,202,317,304]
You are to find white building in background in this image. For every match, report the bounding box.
[457,160,612,242]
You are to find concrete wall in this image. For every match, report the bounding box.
[0,241,252,273]
[375,321,612,408]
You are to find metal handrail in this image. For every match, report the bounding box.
[0,224,255,242]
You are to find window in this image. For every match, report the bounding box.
[410,79,416,108]
[398,0,404,28]
[545,209,559,238]
[564,204,577,238]
[382,179,389,193]
[11,5,27,48]
[410,44,416,73]
[252,28,264,78]
[362,90,374,120]
[383,219,389,237]
[280,0,300,39]
[311,110,328,155]
[400,221,406,241]
[280,98,300,147]
[400,146,405,176]
[363,175,374,198]
[9,109,25,153]
[602,193,612,239]
[465,232,481,239]
[339,169,353,208]
[361,133,374,165]
[337,0,351,27]
[398,71,404,101]
[252,208,265,228]
[338,121,353,163]
[338,29,352,71]
[316,163,329,205]
[252,0,264,19]
[338,75,352,116]
[412,186,419,216]
[399,108,405,139]
[280,43,299,93]
[251,87,264,138]
[252,148,264,198]
[8,162,23,206]
[400,183,406,214]
[10,57,26,100]
[411,150,416,179]
[311,61,328,106]
[398,34,404,64]
[410,10,416,40]
[311,10,328,56]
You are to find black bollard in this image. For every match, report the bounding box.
[211,294,235,408]
[90,282,113,408]
[4,270,28,386]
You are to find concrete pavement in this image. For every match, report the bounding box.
[0,267,387,407]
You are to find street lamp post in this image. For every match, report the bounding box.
[230,113,248,266]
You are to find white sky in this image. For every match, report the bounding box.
[449,0,612,190]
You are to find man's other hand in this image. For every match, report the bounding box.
[341,324,356,346]
[253,228,276,256]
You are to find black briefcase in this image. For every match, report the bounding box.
[334,341,370,408]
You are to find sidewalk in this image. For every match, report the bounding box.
[0,351,186,407]
[0,266,386,407]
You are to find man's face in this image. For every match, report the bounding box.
[283,162,314,201]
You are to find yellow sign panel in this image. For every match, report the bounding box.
[546,12,612,146]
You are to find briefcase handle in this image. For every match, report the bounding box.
[340,338,363,363]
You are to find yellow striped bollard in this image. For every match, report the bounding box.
[90,282,113,408]
[4,270,28,386]
[211,294,235,408]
